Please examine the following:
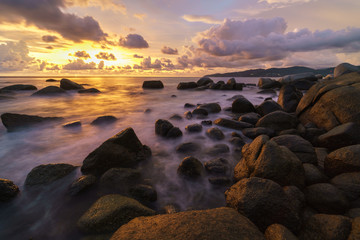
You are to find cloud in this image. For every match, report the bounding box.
[134,13,147,21]
[65,0,127,14]
[133,56,178,70]
[95,52,117,61]
[98,60,104,69]
[182,15,222,24]
[161,46,178,55]
[73,51,91,59]
[63,59,97,70]
[119,34,149,49]
[42,35,58,42]
[0,41,33,71]
[0,0,108,42]
[133,54,143,58]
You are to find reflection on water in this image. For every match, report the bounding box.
[0,76,276,239]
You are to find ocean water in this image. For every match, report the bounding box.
[0,76,277,239]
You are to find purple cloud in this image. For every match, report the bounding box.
[42,35,58,42]
[63,59,97,70]
[119,34,149,49]
[161,46,178,55]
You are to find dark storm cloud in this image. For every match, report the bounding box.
[95,52,117,61]
[161,46,178,55]
[119,34,149,49]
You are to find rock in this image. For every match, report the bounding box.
[300,214,352,240]
[315,148,328,169]
[196,77,213,86]
[78,88,101,93]
[46,79,58,82]
[278,85,303,113]
[0,178,20,201]
[0,84,37,91]
[129,184,157,202]
[60,78,84,90]
[197,103,221,113]
[142,80,164,89]
[99,168,141,193]
[77,194,155,234]
[225,177,301,232]
[32,86,67,95]
[303,163,328,185]
[81,128,151,176]
[176,142,200,154]
[169,114,182,121]
[283,186,305,215]
[201,120,212,126]
[330,172,360,201]
[257,89,277,95]
[232,96,256,113]
[91,116,117,125]
[185,124,202,133]
[238,112,260,125]
[242,127,275,139]
[184,103,196,108]
[346,209,360,218]
[177,156,204,179]
[296,72,360,131]
[304,183,349,214]
[1,113,63,132]
[205,144,230,155]
[292,79,316,90]
[256,100,283,116]
[279,129,299,135]
[68,175,97,196]
[191,108,208,117]
[324,74,334,80]
[206,127,225,140]
[110,207,265,240]
[227,78,236,85]
[155,119,173,136]
[229,137,245,148]
[334,63,360,78]
[184,111,192,119]
[279,72,317,85]
[256,111,298,133]
[271,135,317,164]
[63,120,81,128]
[177,82,198,90]
[234,135,305,188]
[208,177,232,186]
[204,158,230,175]
[318,122,360,150]
[214,118,253,130]
[25,163,76,186]
[349,217,360,240]
[324,145,360,177]
[258,78,280,89]
[166,127,183,138]
[264,224,298,240]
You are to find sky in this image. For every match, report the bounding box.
[0,0,359,76]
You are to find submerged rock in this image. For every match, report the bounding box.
[32,86,66,96]
[78,88,101,93]
[1,113,63,132]
[99,168,141,192]
[176,142,200,154]
[91,116,117,125]
[142,80,164,89]
[129,184,157,202]
[0,84,37,91]
[63,120,81,128]
[206,127,225,140]
[185,123,202,133]
[197,103,221,113]
[0,178,20,202]
[25,163,76,186]
[177,82,197,90]
[177,156,204,179]
[60,78,84,90]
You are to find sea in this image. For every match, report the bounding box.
[0,76,277,239]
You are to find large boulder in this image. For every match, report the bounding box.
[256,100,283,116]
[142,80,164,89]
[256,111,298,133]
[258,78,280,89]
[32,86,66,96]
[68,175,97,196]
[81,128,151,176]
[0,178,20,201]
[318,122,360,150]
[277,85,303,113]
[197,77,213,86]
[232,96,256,113]
[330,172,360,201]
[197,103,221,113]
[225,177,301,232]
[234,135,305,188]
[0,84,37,91]
[77,194,155,234]
[1,113,63,132]
[99,168,141,193]
[60,78,84,90]
[278,72,317,85]
[177,82,197,90]
[334,63,360,78]
[324,145,360,177]
[214,118,253,130]
[110,207,265,240]
[296,72,360,131]
[25,163,76,186]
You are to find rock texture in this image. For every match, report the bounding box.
[324,144,360,177]
[318,122,360,150]
[256,111,297,132]
[32,86,66,95]
[25,163,76,186]
[278,85,303,113]
[1,113,63,132]
[60,78,84,90]
[0,178,20,201]
[142,81,164,89]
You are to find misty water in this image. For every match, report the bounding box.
[0,76,277,239]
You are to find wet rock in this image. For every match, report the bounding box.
[63,120,81,128]
[206,127,225,140]
[32,86,66,95]
[256,111,298,133]
[300,214,352,240]
[77,194,155,234]
[166,127,183,138]
[0,178,20,202]
[1,113,63,132]
[176,142,200,154]
[229,137,245,148]
[264,224,298,240]
[25,163,76,186]
[155,119,173,136]
[304,183,349,214]
[46,79,58,82]
[68,175,97,196]
[91,116,117,125]
[256,100,283,116]
[303,163,328,185]
[81,128,151,176]
[208,177,232,186]
[258,78,279,89]
[78,88,101,93]
[214,118,253,130]
[169,114,182,121]
[242,127,275,139]
[0,84,37,91]
[197,103,221,113]
[204,158,230,175]
[238,112,260,125]
[191,108,208,117]
[197,77,213,86]
[185,124,202,133]
[324,145,360,177]
[318,122,360,150]
[184,111,192,119]
[110,207,265,240]
[205,144,230,155]
[177,82,198,90]
[184,103,196,108]
[129,184,157,202]
[330,172,360,201]
[277,85,303,113]
[225,177,301,232]
[60,78,84,90]
[271,134,317,164]
[142,80,164,89]
[177,156,204,179]
[201,120,212,126]
[232,95,256,113]
[334,63,360,78]
[99,168,141,193]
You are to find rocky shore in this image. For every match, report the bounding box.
[1,63,360,239]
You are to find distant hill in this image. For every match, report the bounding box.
[205,66,334,78]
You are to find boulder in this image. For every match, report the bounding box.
[68,175,97,196]
[256,100,283,116]
[0,178,20,201]
[205,144,230,155]
[177,82,198,90]
[278,85,303,113]
[300,214,352,240]
[129,184,157,202]
[334,63,360,78]
[46,79,58,82]
[184,103,196,108]
[204,158,230,175]
[258,78,279,89]
[91,116,117,125]
[234,135,305,188]
[60,78,84,90]
[197,103,221,113]
[166,127,182,138]
[303,163,328,186]
[296,72,360,131]
[238,112,260,125]
[242,127,275,139]
[229,137,245,148]
[214,118,253,130]
[201,120,212,126]
[32,86,66,95]
[191,108,208,117]
[232,96,256,113]
[142,81,164,89]
[278,72,317,85]
[99,168,141,193]
[63,121,81,128]
[25,163,76,186]
[177,156,204,179]
[256,111,298,133]
[348,217,360,240]
[78,88,101,93]
[0,84,37,91]
[264,224,298,240]
[176,142,200,154]
[208,177,232,186]
[225,177,301,232]
[227,78,236,85]
[77,194,155,234]
[110,207,265,240]
[271,134,317,164]
[318,122,360,150]
[206,127,225,140]
[196,77,213,86]
[81,128,151,176]
[304,183,349,214]
[324,145,360,177]
[1,113,63,132]
[185,124,202,133]
[155,119,173,136]
[330,172,360,201]
[169,114,182,121]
